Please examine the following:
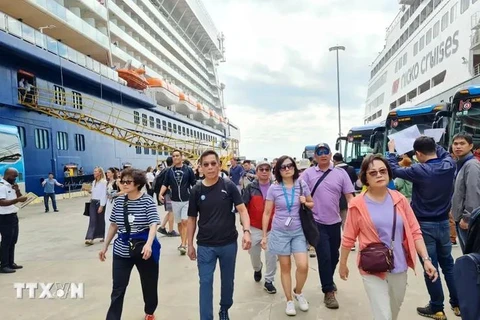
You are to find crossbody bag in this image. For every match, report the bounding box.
[122,195,146,258]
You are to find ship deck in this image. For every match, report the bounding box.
[0,196,463,319]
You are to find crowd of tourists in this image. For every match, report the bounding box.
[1,132,480,320]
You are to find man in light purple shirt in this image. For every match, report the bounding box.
[300,143,354,310]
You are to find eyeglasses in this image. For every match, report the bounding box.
[257,168,270,172]
[202,161,218,167]
[367,168,388,177]
[280,163,294,171]
[120,180,133,185]
[315,148,329,156]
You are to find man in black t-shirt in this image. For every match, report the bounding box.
[187,150,252,320]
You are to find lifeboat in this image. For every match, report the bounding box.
[116,60,149,90]
[175,93,198,116]
[218,116,228,129]
[148,78,179,105]
[206,109,220,127]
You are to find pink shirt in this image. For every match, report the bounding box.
[301,165,355,225]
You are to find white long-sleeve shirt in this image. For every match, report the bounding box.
[91,180,107,207]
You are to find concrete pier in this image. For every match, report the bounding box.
[0,196,462,319]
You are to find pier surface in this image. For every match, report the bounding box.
[0,196,462,320]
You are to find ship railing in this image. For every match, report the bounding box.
[0,12,119,84]
[18,86,229,159]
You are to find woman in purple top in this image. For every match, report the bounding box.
[261,156,314,316]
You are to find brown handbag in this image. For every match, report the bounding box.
[359,206,397,273]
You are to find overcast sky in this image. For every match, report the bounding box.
[203,0,399,160]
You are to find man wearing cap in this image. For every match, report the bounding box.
[241,160,256,189]
[229,158,244,192]
[242,161,277,294]
[300,143,355,309]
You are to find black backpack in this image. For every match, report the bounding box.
[194,178,234,211]
[466,206,480,254]
[454,253,480,320]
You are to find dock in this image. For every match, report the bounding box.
[0,195,463,320]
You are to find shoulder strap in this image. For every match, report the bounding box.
[122,195,131,238]
[299,180,304,200]
[311,169,332,196]
[390,205,397,249]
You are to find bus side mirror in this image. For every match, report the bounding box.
[335,139,340,151]
[369,135,375,149]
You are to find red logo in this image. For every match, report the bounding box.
[459,100,472,111]
[391,120,398,128]
[392,79,400,95]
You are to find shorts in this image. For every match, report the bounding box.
[172,201,189,222]
[164,193,172,212]
[268,227,308,256]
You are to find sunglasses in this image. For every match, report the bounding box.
[202,161,218,167]
[280,163,294,171]
[257,168,270,172]
[120,180,133,185]
[367,168,388,177]
[315,148,329,156]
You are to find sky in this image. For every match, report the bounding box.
[203,0,399,160]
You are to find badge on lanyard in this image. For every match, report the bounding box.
[128,214,135,223]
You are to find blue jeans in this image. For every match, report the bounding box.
[314,222,341,293]
[44,193,57,211]
[419,221,459,312]
[198,241,238,320]
[455,222,468,254]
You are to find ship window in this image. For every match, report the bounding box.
[54,85,66,106]
[182,127,186,136]
[419,36,425,51]
[168,122,172,132]
[173,124,177,134]
[142,114,147,126]
[426,29,432,45]
[149,116,154,128]
[441,12,449,31]
[432,70,446,87]
[461,0,469,14]
[34,129,49,149]
[17,126,26,147]
[152,148,156,155]
[451,3,458,23]
[413,42,419,56]
[134,111,140,124]
[433,21,440,38]
[156,118,161,129]
[418,80,431,94]
[407,88,417,101]
[433,0,442,8]
[178,125,182,134]
[402,53,407,66]
[75,134,85,151]
[72,91,82,110]
[136,143,141,154]
[144,147,149,155]
[162,120,167,131]
[56,131,68,150]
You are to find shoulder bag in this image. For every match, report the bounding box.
[359,205,397,273]
[122,195,146,259]
[298,181,320,246]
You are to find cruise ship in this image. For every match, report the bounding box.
[364,0,480,124]
[0,0,240,196]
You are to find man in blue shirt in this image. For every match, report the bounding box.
[229,158,244,191]
[388,137,459,319]
[41,173,63,213]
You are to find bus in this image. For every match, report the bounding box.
[302,145,316,159]
[336,122,385,172]
[449,86,480,146]
[0,124,25,193]
[381,103,451,152]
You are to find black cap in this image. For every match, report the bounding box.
[333,153,343,162]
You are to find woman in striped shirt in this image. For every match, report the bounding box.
[99,168,161,320]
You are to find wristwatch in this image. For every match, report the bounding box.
[422,256,432,262]
[243,229,251,234]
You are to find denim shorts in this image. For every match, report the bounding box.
[268,227,308,256]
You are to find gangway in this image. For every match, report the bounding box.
[18,87,230,161]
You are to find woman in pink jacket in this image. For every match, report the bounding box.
[339,154,438,320]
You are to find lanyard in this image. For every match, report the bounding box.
[281,182,295,214]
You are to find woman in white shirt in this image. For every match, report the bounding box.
[105,168,121,240]
[85,167,107,246]
[145,166,155,197]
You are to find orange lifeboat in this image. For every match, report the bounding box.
[176,92,201,116]
[148,78,179,105]
[117,61,149,90]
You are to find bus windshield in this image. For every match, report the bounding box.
[303,146,316,159]
[451,105,480,145]
[344,133,374,169]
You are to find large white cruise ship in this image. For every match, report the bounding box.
[364,0,480,124]
[0,0,240,196]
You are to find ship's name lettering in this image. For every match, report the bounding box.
[401,30,459,88]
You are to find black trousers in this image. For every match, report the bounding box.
[0,213,19,269]
[106,254,159,320]
[314,222,342,293]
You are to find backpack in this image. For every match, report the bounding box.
[194,177,234,210]
[465,206,480,254]
[454,253,480,320]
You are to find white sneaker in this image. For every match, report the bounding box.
[285,300,296,316]
[294,291,309,312]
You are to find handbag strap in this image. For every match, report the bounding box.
[390,205,397,249]
[122,195,131,238]
[311,169,332,196]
